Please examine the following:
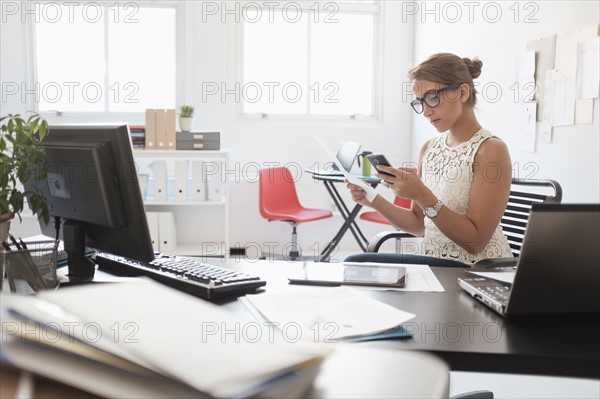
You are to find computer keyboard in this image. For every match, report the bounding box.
[95,252,266,300]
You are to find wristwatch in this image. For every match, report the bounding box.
[424,199,443,219]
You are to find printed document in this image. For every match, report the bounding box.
[242,286,415,342]
[315,137,377,202]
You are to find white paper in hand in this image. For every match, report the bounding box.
[315,137,378,202]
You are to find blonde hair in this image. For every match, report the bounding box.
[408,53,483,106]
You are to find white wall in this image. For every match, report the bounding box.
[411,0,600,203]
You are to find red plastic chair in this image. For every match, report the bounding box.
[259,167,333,260]
[359,197,412,252]
[360,197,411,224]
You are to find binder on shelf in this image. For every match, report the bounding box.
[155,109,167,150]
[191,160,206,201]
[165,109,177,150]
[145,212,159,252]
[158,212,177,254]
[144,109,156,150]
[151,160,168,201]
[137,173,149,200]
[208,176,223,202]
[206,160,224,202]
[174,160,189,202]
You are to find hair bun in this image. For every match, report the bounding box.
[463,57,483,79]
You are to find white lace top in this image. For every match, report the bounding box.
[421,128,513,265]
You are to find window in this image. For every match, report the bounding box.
[32,2,176,113]
[240,1,380,118]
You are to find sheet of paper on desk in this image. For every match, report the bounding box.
[314,137,377,202]
[241,287,415,342]
[1,280,330,399]
[468,271,516,284]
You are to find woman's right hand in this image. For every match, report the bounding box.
[345,181,377,207]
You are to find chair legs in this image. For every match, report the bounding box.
[261,221,304,261]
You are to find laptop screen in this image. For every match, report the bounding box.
[336,142,362,172]
[459,203,600,316]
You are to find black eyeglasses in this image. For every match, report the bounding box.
[410,83,462,114]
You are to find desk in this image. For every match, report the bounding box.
[210,259,600,379]
[306,172,380,262]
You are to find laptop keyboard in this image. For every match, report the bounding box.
[475,282,511,304]
[96,252,266,300]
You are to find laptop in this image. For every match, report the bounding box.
[458,204,600,316]
[310,141,362,176]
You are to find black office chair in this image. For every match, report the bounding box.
[363,178,563,265]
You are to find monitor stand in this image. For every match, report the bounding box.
[62,220,96,284]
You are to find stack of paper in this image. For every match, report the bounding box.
[0,280,330,398]
[241,287,416,342]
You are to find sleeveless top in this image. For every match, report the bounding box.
[420,128,513,265]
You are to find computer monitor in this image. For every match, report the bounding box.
[27,124,154,281]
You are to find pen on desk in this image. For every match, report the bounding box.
[18,238,28,250]
[9,234,22,250]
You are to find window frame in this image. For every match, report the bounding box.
[26,0,184,120]
[235,0,384,122]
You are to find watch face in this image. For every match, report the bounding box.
[425,200,442,218]
[425,207,438,218]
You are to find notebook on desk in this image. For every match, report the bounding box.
[458,204,600,316]
[310,141,362,176]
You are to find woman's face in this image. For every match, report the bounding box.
[412,80,467,133]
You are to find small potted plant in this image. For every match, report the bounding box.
[0,113,50,243]
[179,105,194,133]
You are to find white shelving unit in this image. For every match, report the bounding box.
[133,149,230,258]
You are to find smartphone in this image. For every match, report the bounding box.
[288,263,407,288]
[367,154,396,177]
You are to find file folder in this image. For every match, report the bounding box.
[165,109,177,150]
[208,176,223,202]
[145,212,159,252]
[206,161,224,202]
[155,109,167,150]
[174,160,189,202]
[144,109,156,150]
[158,212,177,253]
[191,160,206,201]
[137,173,149,200]
[151,160,168,201]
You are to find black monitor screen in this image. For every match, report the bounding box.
[30,124,154,280]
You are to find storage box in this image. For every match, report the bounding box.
[176,132,220,150]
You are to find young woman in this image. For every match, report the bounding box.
[346,53,513,267]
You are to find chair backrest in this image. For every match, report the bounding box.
[394,196,412,209]
[258,167,302,220]
[502,178,562,257]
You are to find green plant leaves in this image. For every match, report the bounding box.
[179,105,195,117]
[0,113,50,223]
